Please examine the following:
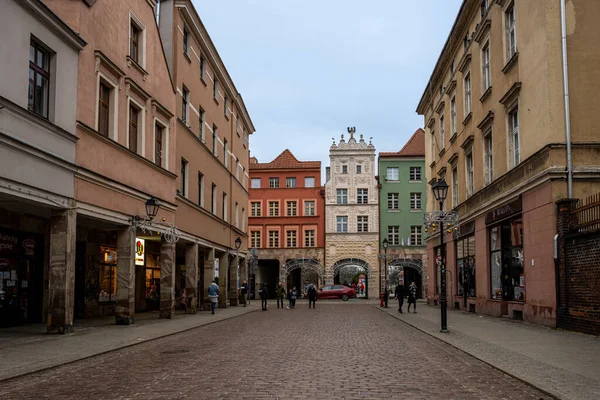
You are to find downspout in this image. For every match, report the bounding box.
[560,0,573,198]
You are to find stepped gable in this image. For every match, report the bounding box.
[379,128,425,157]
[249,149,320,170]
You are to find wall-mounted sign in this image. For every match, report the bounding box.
[485,198,522,225]
[135,238,145,266]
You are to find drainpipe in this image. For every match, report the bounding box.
[560,0,573,198]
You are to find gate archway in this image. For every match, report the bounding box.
[331,258,374,298]
[283,258,324,293]
[388,258,423,298]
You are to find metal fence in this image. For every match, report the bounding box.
[571,193,600,234]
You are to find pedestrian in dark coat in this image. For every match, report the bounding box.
[276,282,286,309]
[407,282,417,313]
[395,282,405,314]
[307,283,318,309]
[259,284,268,311]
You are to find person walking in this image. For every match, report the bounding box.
[307,283,318,309]
[240,280,248,307]
[259,283,268,311]
[407,282,417,313]
[360,282,365,296]
[289,286,297,309]
[208,280,220,315]
[395,281,405,314]
[276,282,286,309]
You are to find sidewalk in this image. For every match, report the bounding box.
[0,304,258,382]
[379,301,600,400]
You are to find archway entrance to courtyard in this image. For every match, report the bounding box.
[332,258,372,298]
[257,259,280,299]
[388,258,423,299]
[283,258,324,297]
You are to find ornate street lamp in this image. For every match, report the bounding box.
[145,197,160,220]
[382,238,389,308]
[131,197,180,244]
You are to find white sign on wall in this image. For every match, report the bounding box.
[214,258,219,279]
[135,238,145,266]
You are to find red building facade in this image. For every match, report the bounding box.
[248,150,325,297]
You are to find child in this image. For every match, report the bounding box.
[289,286,297,309]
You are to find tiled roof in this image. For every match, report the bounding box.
[249,149,321,170]
[379,128,425,158]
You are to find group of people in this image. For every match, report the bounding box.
[394,281,418,314]
[258,282,318,310]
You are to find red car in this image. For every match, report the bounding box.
[318,285,356,301]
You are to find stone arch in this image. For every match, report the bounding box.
[283,257,325,279]
[388,258,423,275]
[331,258,374,298]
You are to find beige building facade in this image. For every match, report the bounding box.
[417,0,600,327]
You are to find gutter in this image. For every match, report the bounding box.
[560,0,573,198]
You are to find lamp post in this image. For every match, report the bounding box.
[234,236,242,306]
[249,248,258,304]
[382,238,389,308]
[431,179,449,333]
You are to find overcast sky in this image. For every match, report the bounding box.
[193,0,462,175]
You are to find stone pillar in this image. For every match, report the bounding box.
[160,239,176,319]
[47,209,76,334]
[218,251,228,308]
[115,228,135,325]
[185,243,198,313]
[229,254,239,306]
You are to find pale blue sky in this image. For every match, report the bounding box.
[193,0,462,174]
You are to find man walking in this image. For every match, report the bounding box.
[259,283,268,311]
[208,280,220,315]
[407,281,417,313]
[240,280,248,307]
[395,281,405,313]
[307,283,318,309]
[276,282,286,309]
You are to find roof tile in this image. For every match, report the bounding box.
[249,149,321,170]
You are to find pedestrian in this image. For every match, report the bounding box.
[352,282,357,292]
[240,280,248,307]
[307,283,318,309]
[407,282,417,313]
[289,286,297,309]
[276,282,286,309]
[259,283,268,311]
[179,288,187,312]
[395,281,405,314]
[360,282,365,296]
[208,280,219,315]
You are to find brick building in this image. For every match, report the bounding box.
[248,150,325,297]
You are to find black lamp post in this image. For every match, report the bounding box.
[234,236,242,305]
[431,179,449,333]
[382,238,389,308]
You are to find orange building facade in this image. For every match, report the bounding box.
[248,150,325,298]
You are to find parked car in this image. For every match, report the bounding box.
[318,285,356,301]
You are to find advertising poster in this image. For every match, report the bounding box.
[135,238,145,266]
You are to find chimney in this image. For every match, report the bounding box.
[326,167,331,182]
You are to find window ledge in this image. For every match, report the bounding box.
[213,97,219,105]
[224,114,230,121]
[462,112,473,126]
[409,180,423,183]
[449,132,457,144]
[480,86,492,103]
[126,56,148,80]
[438,148,446,157]
[200,76,208,87]
[502,52,519,74]
[429,160,436,168]
[387,209,400,212]
[410,209,423,213]
[183,51,192,63]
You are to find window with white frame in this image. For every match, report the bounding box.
[181,86,189,124]
[305,230,315,247]
[357,216,368,232]
[212,124,218,155]
[269,201,279,217]
[506,4,517,58]
[410,193,422,210]
[410,226,423,246]
[440,114,445,149]
[268,231,279,248]
[464,71,472,115]
[336,189,348,204]
[388,193,399,210]
[387,167,399,181]
[183,26,189,55]
[211,184,217,214]
[154,122,164,167]
[304,200,315,216]
[482,41,491,91]
[357,188,368,204]
[451,96,457,135]
[222,192,227,221]
[251,201,261,217]
[388,226,399,245]
[223,139,228,167]
[286,201,297,216]
[336,216,348,232]
[128,103,141,153]
[198,106,205,141]
[286,177,296,188]
[409,167,422,181]
[250,231,261,248]
[286,230,297,247]
[180,158,188,196]
[235,202,239,227]
[465,150,474,197]
[509,105,520,167]
[251,178,261,188]
[484,128,493,185]
[305,177,315,187]
[129,15,146,68]
[452,164,459,208]
[269,177,280,188]
[97,79,117,139]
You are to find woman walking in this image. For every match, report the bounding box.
[407,282,417,313]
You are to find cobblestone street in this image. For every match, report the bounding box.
[0,303,549,400]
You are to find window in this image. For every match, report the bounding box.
[304,200,315,216]
[466,151,474,197]
[357,216,368,232]
[241,208,246,231]
[99,246,117,302]
[440,114,445,149]
[222,192,227,221]
[251,201,261,217]
[482,42,491,91]
[286,230,297,247]
[387,193,399,210]
[342,165,348,174]
[286,201,297,216]
[506,4,517,58]
[224,96,229,118]
[29,40,50,118]
[387,167,399,181]
[183,27,189,54]
[490,218,524,301]
[235,202,239,227]
[410,193,422,210]
[212,124,218,155]
[223,139,228,167]
[431,130,436,161]
[250,231,261,248]
[484,129,493,185]
[128,105,139,153]
[357,188,368,204]
[410,226,423,246]
[269,231,279,248]
[154,123,163,167]
[451,97,457,135]
[388,226,399,246]
[509,106,520,167]
[251,178,261,188]
[200,56,206,80]
[198,107,205,141]
[409,167,422,181]
[269,201,279,217]
[182,86,189,124]
[180,158,188,196]
[269,177,280,188]
[98,82,111,137]
[305,230,315,247]
[356,165,362,174]
[304,177,315,187]
[131,23,141,64]
[464,71,472,115]
[211,184,217,214]
[480,0,488,17]
[198,172,204,206]
[336,216,348,233]
[286,177,296,188]
[336,189,348,204]
[457,235,476,298]
[213,79,219,101]
[452,165,459,208]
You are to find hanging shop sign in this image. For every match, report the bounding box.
[135,238,145,266]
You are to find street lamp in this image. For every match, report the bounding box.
[234,236,242,306]
[382,238,389,308]
[431,179,449,333]
[145,197,160,220]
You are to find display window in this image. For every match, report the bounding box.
[456,235,476,297]
[490,218,524,301]
[99,246,117,302]
[145,253,160,309]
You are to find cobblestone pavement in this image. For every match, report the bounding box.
[0,303,550,400]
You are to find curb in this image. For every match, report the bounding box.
[0,307,259,384]
[376,306,560,400]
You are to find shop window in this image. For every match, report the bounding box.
[99,246,117,302]
[490,218,524,301]
[456,235,476,298]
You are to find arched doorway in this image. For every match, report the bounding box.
[283,258,324,296]
[388,258,423,298]
[332,258,373,298]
